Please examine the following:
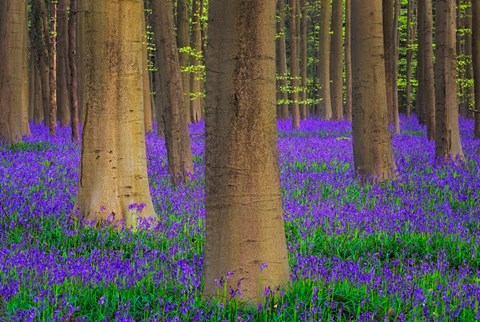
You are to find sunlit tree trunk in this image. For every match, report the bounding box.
[75,0,158,226]
[204,0,290,302]
[152,0,194,185]
[0,0,31,144]
[352,0,397,182]
[434,0,464,160]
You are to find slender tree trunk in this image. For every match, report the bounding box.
[68,0,79,144]
[417,0,435,139]
[277,0,289,120]
[434,0,464,160]
[47,1,58,136]
[75,0,158,226]
[316,0,332,119]
[290,0,301,128]
[190,0,203,123]
[33,0,51,127]
[33,54,43,125]
[0,0,31,144]
[352,0,397,182]
[344,0,352,122]
[473,0,480,137]
[383,0,393,123]
[330,0,343,120]
[204,0,290,302]
[300,0,308,120]
[405,0,416,119]
[176,0,192,124]
[152,0,194,185]
[57,0,71,127]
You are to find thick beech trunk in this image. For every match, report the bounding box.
[75,0,158,226]
[204,0,290,302]
[473,0,480,137]
[351,0,397,182]
[0,0,31,144]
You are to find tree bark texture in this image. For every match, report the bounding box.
[57,0,71,127]
[204,0,290,302]
[330,0,343,120]
[152,0,194,185]
[316,0,332,119]
[68,0,79,144]
[0,0,31,144]
[351,0,397,182]
[190,0,204,122]
[75,0,158,226]
[176,0,192,124]
[434,0,464,160]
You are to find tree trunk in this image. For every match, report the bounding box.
[417,0,435,140]
[190,0,203,122]
[204,0,290,302]
[152,0,194,185]
[47,1,58,136]
[473,0,480,137]
[57,0,71,127]
[33,0,51,127]
[434,0,464,160]
[300,0,308,120]
[344,0,352,122]
[75,0,158,227]
[316,0,332,119]
[405,0,415,119]
[0,0,31,144]
[330,0,343,120]
[33,54,43,125]
[290,0,301,128]
[68,0,79,144]
[383,0,400,134]
[351,0,397,182]
[176,0,192,124]
[277,0,289,120]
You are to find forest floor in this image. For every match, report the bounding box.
[0,116,479,321]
